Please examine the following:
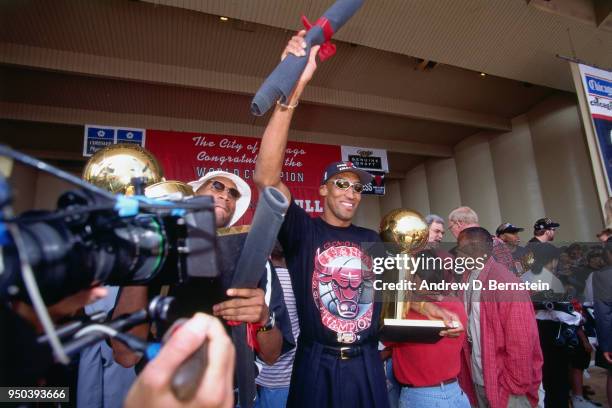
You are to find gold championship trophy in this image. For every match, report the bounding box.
[82,143,257,304]
[378,209,446,343]
[82,143,194,198]
[82,143,197,298]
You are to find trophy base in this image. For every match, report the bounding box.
[379,319,446,343]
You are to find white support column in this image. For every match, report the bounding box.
[454,133,502,233]
[425,157,462,241]
[489,114,545,242]
[400,164,431,217]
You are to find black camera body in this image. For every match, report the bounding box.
[554,323,579,348]
[1,188,218,305]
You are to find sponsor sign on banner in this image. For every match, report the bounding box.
[341,145,389,173]
[116,128,145,146]
[363,171,385,196]
[83,125,114,156]
[83,125,146,156]
[145,130,341,224]
[341,145,388,195]
[576,64,612,194]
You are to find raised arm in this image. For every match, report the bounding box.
[253,30,320,200]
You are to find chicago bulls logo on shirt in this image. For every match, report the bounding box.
[312,244,374,343]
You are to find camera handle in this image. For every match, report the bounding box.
[146,296,210,401]
[57,295,209,402]
[146,318,209,401]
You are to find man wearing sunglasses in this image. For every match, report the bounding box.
[188,171,293,365]
[188,171,250,228]
[252,31,463,408]
[112,171,293,383]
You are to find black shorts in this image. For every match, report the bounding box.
[569,342,591,369]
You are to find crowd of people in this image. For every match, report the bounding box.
[420,210,612,408]
[5,30,612,408]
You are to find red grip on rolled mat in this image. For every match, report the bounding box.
[301,15,337,61]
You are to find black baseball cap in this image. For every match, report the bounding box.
[496,222,524,236]
[533,217,560,231]
[321,161,373,185]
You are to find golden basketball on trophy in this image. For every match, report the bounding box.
[83,144,194,199]
[379,208,429,255]
[82,144,164,194]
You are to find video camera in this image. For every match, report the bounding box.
[0,145,219,306]
[0,145,288,404]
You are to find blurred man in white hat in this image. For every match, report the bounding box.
[112,171,292,376]
[188,170,251,228]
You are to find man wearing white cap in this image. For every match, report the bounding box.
[112,171,291,372]
[188,171,251,228]
[189,170,294,365]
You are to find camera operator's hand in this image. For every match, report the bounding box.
[125,313,235,408]
[12,287,108,333]
[212,288,268,324]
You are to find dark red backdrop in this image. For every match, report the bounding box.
[146,130,341,224]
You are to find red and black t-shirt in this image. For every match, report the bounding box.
[279,201,383,346]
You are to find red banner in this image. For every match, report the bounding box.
[146,130,341,225]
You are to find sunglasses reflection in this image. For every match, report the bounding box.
[333,178,364,193]
[210,180,241,200]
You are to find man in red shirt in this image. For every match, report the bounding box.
[387,298,470,407]
[457,227,543,408]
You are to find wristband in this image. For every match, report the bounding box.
[276,99,299,110]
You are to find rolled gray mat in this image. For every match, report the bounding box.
[250,0,365,116]
[231,186,289,288]
[230,186,289,408]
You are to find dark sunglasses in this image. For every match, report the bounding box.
[209,180,241,200]
[332,178,364,193]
